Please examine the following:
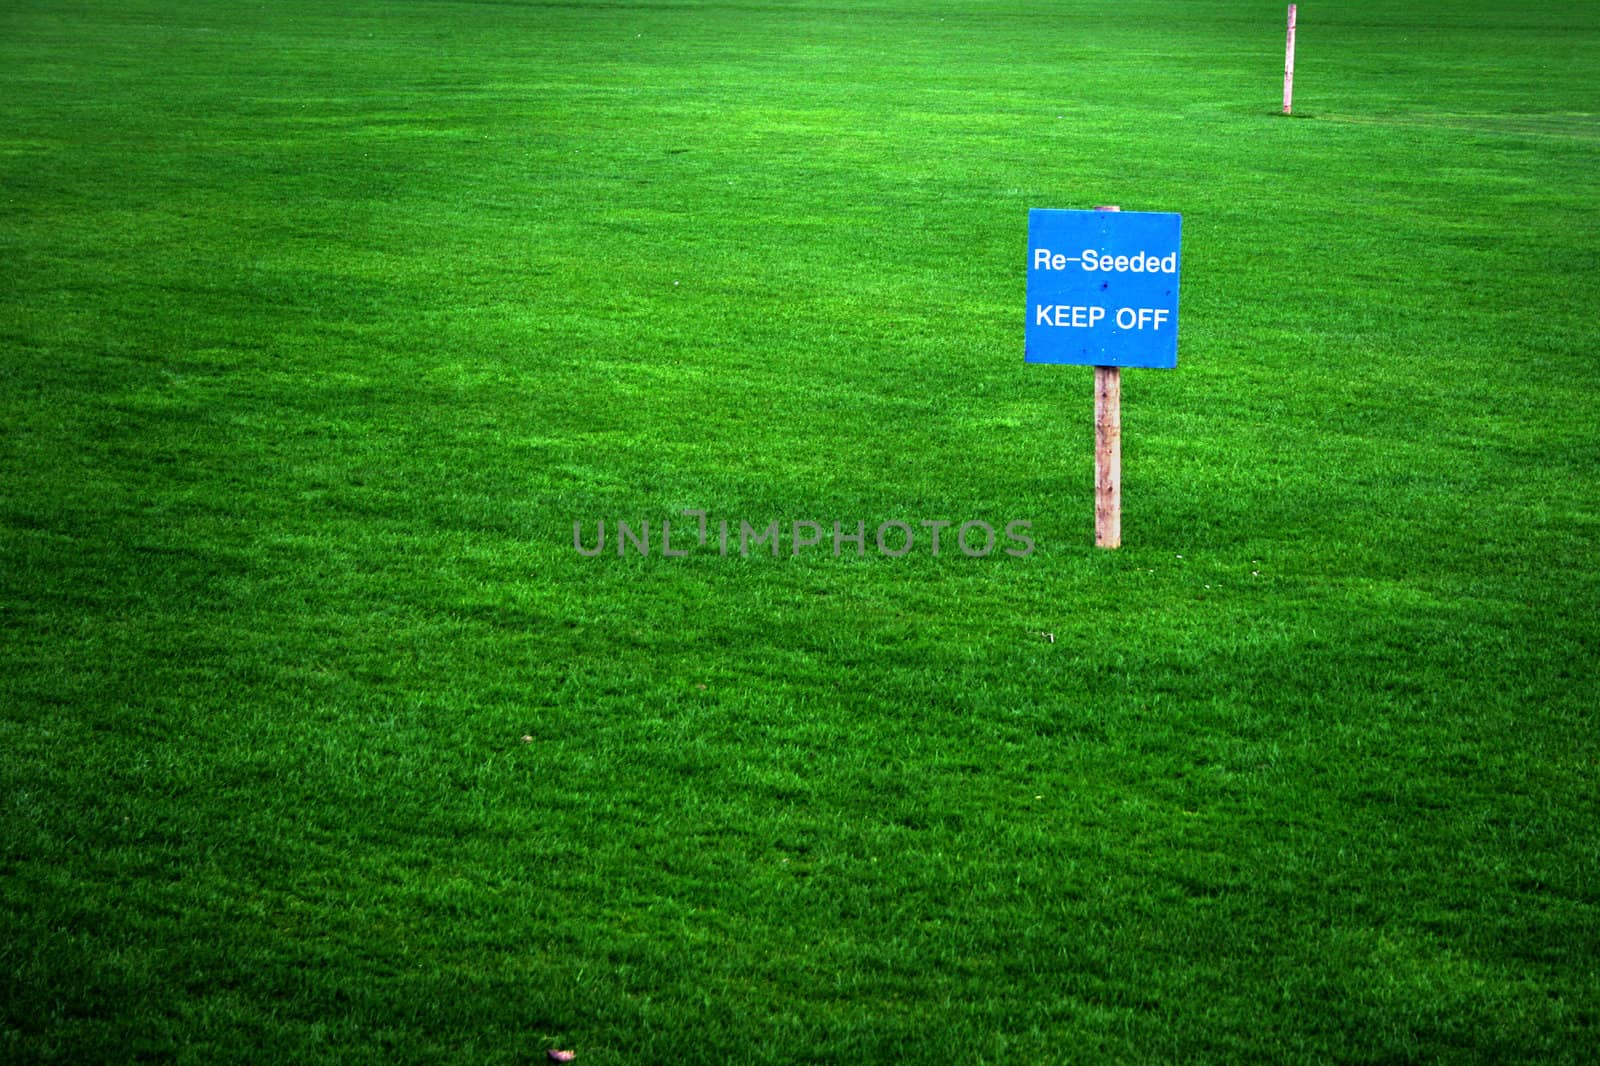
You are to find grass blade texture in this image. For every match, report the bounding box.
[2,0,1597,1062]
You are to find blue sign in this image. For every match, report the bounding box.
[1025,209,1181,368]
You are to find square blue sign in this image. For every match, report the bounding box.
[1025,208,1181,368]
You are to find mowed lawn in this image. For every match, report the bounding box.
[2,0,1597,1061]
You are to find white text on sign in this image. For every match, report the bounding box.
[1033,248,1178,274]
[1034,306,1170,330]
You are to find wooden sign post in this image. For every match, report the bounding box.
[1284,4,1297,115]
[1093,363,1121,548]
[1092,205,1122,548]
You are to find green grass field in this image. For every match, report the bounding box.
[3,0,1598,1061]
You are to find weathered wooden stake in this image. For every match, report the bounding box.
[1092,205,1121,548]
[1284,4,1297,115]
[1094,364,1121,549]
